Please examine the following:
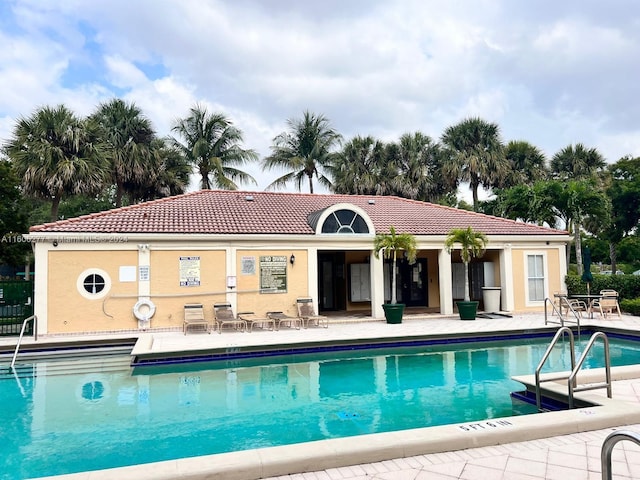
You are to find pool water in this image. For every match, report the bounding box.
[2,334,640,479]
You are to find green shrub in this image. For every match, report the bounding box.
[620,298,640,316]
[565,274,640,301]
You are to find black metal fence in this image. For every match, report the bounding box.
[0,280,34,336]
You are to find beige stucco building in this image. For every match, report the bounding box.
[27,190,571,335]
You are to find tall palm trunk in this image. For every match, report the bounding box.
[391,249,398,304]
[307,172,314,193]
[463,261,471,302]
[610,242,618,274]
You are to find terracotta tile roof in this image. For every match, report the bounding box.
[29,190,568,236]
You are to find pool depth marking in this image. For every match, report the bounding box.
[458,419,513,431]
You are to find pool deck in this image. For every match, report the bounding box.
[5,312,640,480]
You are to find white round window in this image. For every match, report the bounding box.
[77,268,111,299]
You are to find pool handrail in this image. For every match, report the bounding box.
[568,331,611,408]
[601,430,640,480]
[10,314,37,371]
[534,326,576,411]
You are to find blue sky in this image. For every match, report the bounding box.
[1,0,639,197]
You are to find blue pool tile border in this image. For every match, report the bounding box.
[132,327,638,367]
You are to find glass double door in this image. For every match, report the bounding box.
[385,258,428,306]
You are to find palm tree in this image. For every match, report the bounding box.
[328,135,386,195]
[172,104,257,190]
[444,226,488,303]
[550,143,606,180]
[263,110,342,193]
[373,226,417,305]
[440,117,507,211]
[502,140,548,188]
[4,105,108,221]
[90,99,156,207]
[387,132,446,201]
[550,144,607,272]
[126,138,191,202]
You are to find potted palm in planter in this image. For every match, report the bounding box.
[374,226,417,324]
[444,226,488,320]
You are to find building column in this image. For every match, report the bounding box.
[307,247,318,303]
[500,244,514,312]
[438,248,453,315]
[371,251,385,319]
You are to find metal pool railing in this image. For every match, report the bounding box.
[10,314,37,370]
[601,430,640,480]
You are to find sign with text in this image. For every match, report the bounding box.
[259,255,287,293]
[179,256,201,286]
[241,256,256,275]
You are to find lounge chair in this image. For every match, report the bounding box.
[237,312,276,332]
[183,303,211,334]
[213,303,247,333]
[591,290,621,319]
[296,297,329,328]
[266,311,301,330]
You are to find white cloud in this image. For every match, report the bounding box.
[1,0,639,192]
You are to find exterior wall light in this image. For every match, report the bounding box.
[290,254,295,265]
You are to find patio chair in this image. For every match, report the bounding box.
[237,311,275,332]
[552,292,568,315]
[213,303,247,333]
[183,303,211,334]
[591,290,621,319]
[296,297,329,328]
[266,311,301,330]
[566,299,588,317]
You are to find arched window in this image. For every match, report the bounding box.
[321,209,369,234]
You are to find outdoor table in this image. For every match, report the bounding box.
[568,294,602,319]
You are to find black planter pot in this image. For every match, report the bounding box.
[456,301,479,320]
[382,303,405,324]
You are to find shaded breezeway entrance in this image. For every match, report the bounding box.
[318,251,347,312]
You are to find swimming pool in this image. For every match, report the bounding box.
[2,331,640,479]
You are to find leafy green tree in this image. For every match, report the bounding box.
[263,110,342,193]
[0,159,30,268]
[90,99,156,207]
[172,104,257,190]
[492,182,558,227]
[502,140,548,188]
[590,156,640,273]
[4,104,108,221]
[549,179,610,273]
[441,117,508,211]
[444,227,488,302]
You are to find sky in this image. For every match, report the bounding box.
[1,0,640,198]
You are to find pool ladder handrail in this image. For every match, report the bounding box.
[601,430,640,480]
[567,331,611,409]
[544,296,581,337]
[535,326,576,411]
[10,314,37,371]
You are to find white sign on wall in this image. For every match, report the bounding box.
[179,256,201,286]
[119,266,136,282]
